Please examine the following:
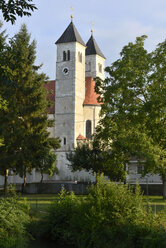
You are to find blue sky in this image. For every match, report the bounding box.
[2,0,166,79]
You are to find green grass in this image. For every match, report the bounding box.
[1,193,165,214]
[143,196,166,213]
[144,195,166,204]
[21,194,58,211]
[21,194,166,214]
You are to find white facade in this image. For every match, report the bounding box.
[0,21,161,186]
[86,54,105,80]
[53,27,105,181]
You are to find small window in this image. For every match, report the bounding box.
[85,62,91,72]
[86,120,92,139]
[98,63,102,73]
[67,50,70,61]
[137,165,144,174]
[64,137,66,145]
[78,52,82,63]
[89,62,91,71]
[63,51,66,61]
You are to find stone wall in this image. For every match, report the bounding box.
[23,181,90,194]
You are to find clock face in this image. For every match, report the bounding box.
[62,67,69,75]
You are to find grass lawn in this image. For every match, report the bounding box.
[143,195,166,213]
[21,194,58,212]
[19,194,166,214]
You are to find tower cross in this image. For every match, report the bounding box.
[70,6,74,21]
[91,21,94,34]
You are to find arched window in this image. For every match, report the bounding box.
[78,52,82,63]
[85,62,91,72]
[64,137,66,145]
[88,62,91,71]
[98,63,102,73]
[67,50,70,61]
[63,51,66,61]
[86,120,92,139]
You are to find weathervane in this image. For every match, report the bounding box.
[90,21,94,34]
[70,6,74,21]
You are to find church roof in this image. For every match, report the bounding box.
[76,134,86,140]
[55,21,86,47]
[44,80,55,114]
[84,77,103,106]
[86,34,105,59]
[45,77,102,115]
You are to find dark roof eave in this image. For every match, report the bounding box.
[55,21,86,47]
[85,52,106,59]
[85,35,105,59]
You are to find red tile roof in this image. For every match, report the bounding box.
[44,80,55,114]
[76,134,86,140]
[45,77,102,114]
[84,77,102,106]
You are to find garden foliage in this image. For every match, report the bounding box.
[44,175,166,248]
[0,195,30,248]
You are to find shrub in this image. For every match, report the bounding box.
[72,176,166,248]
[0,195,30,248]
[44,176,166,248]
[45,188,79,246]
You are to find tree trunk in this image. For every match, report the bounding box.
[163,179,166,199]
[4,169,8,197]
[24,173,26,187]
[40,171,43,183]
[22,171,27,193]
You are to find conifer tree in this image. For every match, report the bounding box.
[0,24,60,194]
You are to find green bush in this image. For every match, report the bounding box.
[44,176,166,248]
[45,188,79,246]
[72,176,166,248]
[0,196,30,248]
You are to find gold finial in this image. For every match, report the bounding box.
[90,21,94,34]
[70,6,74,21]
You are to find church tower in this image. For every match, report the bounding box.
[85,32,105,80]
[55,20,86,179]
[83,32,105,140]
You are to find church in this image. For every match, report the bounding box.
[0,19,106,185]
[46,19,162,184]
[0,19,162,186]
[45,19,105,181]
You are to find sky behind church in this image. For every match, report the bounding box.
[2,0,166,79]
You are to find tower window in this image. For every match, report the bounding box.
[86,120,92,139]
[64,137,66,145]
[98,63,102,73]
[78,52,82,63]
[63,50,70,61]
[67,50,70,60]
[63,51,66,61]
[86,62,91,72]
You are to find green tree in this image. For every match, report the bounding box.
[0,96,7,146]
[0,23,8,146]
[34,139,60,183]
[66,138,126,181]
[0,0,37,24]
[95,36,166,197]
[0,24,60,195]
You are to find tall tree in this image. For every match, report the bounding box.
[95,36,166,197]
[0,24,60,195]
[67,138,126,181]
[0,0,37,24]
[0,95,7,146]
